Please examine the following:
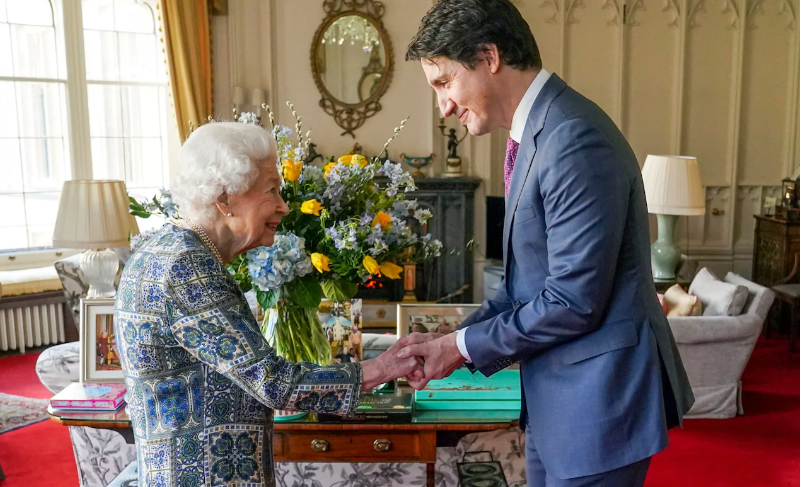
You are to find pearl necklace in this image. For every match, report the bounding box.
[189,221,224,264]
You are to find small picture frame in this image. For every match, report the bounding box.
[79,297,123,383]
[764,196,777,217]
[318,299,364,364]
[396,303,480,339]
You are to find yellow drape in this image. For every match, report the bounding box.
[158,0,213,142]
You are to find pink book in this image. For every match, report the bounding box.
[50,382,127,411]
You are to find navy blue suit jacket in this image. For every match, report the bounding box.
[460,74,694,479]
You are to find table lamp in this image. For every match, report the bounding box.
[52,180,136,298]
[641,155,705,280]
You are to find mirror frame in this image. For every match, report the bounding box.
[311,0,394,138]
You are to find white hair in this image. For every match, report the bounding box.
[172,122,276,225]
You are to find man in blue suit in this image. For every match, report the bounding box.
[398,1,694,485]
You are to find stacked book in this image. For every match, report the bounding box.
[50,382,126,411]
[318,390,413,423]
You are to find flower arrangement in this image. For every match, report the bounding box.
[130,103,442,364]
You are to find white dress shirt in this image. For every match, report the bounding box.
[455,69,552,363]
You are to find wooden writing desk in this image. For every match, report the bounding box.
[50,406,518,487]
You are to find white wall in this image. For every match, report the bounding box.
[213,0,799,299]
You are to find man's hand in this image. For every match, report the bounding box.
[396,332,465,390]
[360,340,425,391]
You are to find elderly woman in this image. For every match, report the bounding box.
[114,122,420,487]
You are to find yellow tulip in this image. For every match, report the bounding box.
[324,162,338,177]
[282,160,302,182]
[379,262,403,280]
[372,211,392,230]
[339,154,368,168]
[311,253,330,273]
[363,256,380,275]
[301,199,323,216]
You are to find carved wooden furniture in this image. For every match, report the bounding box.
[752,216,800,286]
[407,178,481,303]
[752,215,800,341]
[355,178,481,304]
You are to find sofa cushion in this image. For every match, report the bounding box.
[0,266,62,297]
[690,268,749,317]
[724,272,775,319]
[663,284,703,317]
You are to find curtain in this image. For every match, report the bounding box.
[158,0,214,142]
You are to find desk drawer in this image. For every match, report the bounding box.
[274,431,434,462]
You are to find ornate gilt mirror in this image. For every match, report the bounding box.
[311,0,394,137]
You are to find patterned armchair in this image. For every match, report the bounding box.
[39,254,524,487]
[37,253,137,487]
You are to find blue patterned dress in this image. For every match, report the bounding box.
[114,224,362,487]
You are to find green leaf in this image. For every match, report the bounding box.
[256,289,279,310]
[320,278,358,302]
[130,210,152,218]
[283,274,323,308]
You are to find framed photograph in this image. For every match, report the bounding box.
[318,299,364,364]
[79,298,123,383]
[361,300,398,330]
[396,303,480,339]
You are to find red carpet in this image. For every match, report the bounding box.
[0,339,797,487]
[0,351,79,487]
[647,338,800,486]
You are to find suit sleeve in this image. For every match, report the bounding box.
[463,119,631,376]
[457,279,514,330]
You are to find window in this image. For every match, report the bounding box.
[82,0,171,201]
[0,0,176,257]
[0,0,70,250]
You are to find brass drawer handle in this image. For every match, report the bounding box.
[374,439,392,452]
[311,439,329,452]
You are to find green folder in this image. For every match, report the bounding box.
[414,369,521,410]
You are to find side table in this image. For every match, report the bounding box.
[49,406,518,487]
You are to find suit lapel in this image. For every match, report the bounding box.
[502,74,568,274]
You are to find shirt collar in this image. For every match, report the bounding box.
[510,69,551,143]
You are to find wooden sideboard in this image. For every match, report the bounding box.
[751,216,800,287]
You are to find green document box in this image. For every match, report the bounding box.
[414,369,521,411]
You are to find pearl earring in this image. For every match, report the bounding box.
[227,212,232,217]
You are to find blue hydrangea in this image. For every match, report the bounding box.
[246,232,312,292]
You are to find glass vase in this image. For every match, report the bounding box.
[262,300,331,366]
[262,300,332,422]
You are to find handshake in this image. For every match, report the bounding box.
[359,331,467,391]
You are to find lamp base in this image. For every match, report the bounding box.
[81,248,120,298]
[651,214,681,281]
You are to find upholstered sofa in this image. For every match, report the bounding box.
[667,271,775,419]
[37,254,525,487]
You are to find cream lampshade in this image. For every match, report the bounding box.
[641,155,706,280]
[53,180,135,298]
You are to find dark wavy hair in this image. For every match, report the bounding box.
[405,0,541,70]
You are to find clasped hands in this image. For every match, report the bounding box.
[361,332,465,391]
